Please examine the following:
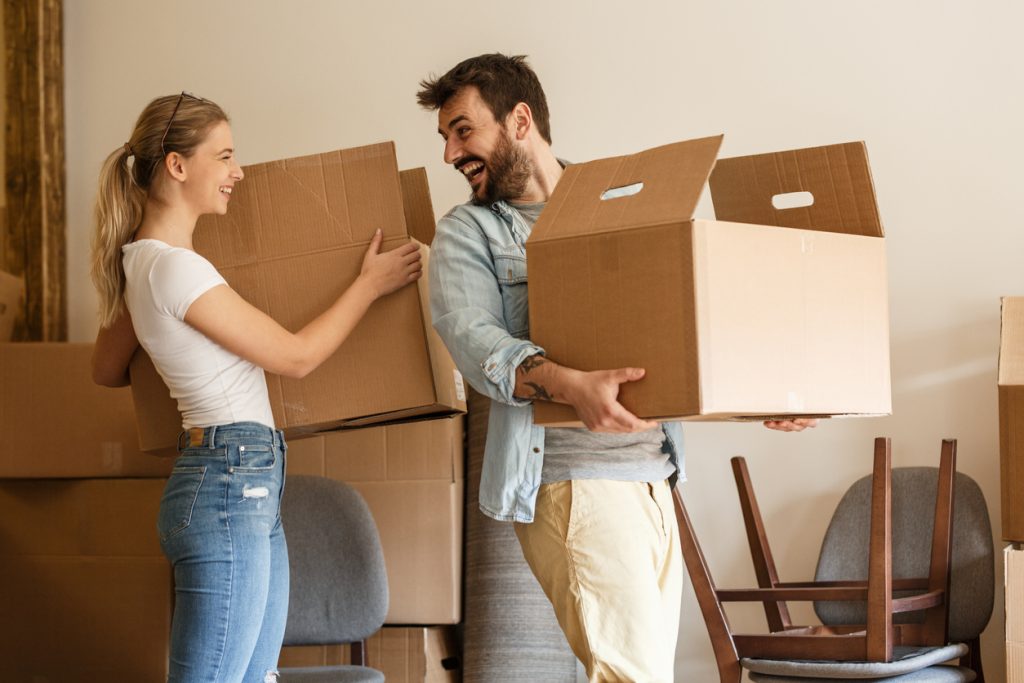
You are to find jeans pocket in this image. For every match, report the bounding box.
[158,466,206,542]
[235,444,277,472]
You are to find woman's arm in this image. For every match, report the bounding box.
[92,309,139,387]
[184,230,421,379]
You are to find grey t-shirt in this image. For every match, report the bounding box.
[511,201,675,485]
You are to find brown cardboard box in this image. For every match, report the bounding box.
[0,478,172,682]
[0,343,174,478]
[279,626,460,682]
[288,415,464,624]
[528,136,891,426]
[0,269,24,341]
[128,146,465,454]
[1001,298,1024,541]
[1007,546,1024,682]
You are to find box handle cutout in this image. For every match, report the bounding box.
[772,191,814,210]
[600,182,644,200]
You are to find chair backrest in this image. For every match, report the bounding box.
[280,475,389,646]
[815,467,994,643]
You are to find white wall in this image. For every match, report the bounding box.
[64,2,1023,680]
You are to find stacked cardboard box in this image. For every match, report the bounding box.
[0,343,174,478]
[527,137,892,426]
[287,415,465,625]
[1008,546,1024,681]
[0,478,172,682]
[1000,297,1024,542]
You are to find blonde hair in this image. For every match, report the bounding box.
[91,93,229,328]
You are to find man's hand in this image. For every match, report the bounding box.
[513,354,656,433]
[763,418,819,432]
[562,367,658,433]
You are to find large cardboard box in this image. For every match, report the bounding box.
[279,626,460,682]
[0,343,173,478]
[1000,297,1024,542]
[129,148,465,453]
[528,136,891,426]
[0,269,24,341]
[287,415,464,624]
[1007,545,1024,681]
[0,478,172,682]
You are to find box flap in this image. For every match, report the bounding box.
[709,141,883,237]
[194,142,407,267]
[400,168,437,246]
[530,135,723,241]
[1001,297,1024,385]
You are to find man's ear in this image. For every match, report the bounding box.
[509,102,533,140]
[164,152,188,182]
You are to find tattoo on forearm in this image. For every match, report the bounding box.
[524,382,553,401]
[520,356,547,374]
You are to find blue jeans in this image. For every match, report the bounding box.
[159,422,289,683]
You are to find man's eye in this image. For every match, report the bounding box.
[458,127,471,137]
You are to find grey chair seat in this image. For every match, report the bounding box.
[744,643,972,681]
[278,665,385,683]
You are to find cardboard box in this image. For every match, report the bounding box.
[527,136,891,426]
[279,626,460,682]
[0,478,172,682]
[1007,545,1024,682]
[128,147,465,453]
[0,343,174,478]
[1001,298,1024,542]
[0,269,24,341]
[287,415,464,624]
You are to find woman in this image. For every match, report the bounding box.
[90,92,421,682]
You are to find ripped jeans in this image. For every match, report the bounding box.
[159,422,289,683]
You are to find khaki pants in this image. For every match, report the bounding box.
[514,479,682,683]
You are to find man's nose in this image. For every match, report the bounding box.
[443,137,462,166]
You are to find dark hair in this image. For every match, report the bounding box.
[417,53,552,144]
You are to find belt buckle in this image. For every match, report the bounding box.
[188,427,205,447]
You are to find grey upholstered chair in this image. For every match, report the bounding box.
[277,475,389,683]
[741,458,994,681]
[794,467,995,680]
[679,438,994,683]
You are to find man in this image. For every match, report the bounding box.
[417,53,814,682]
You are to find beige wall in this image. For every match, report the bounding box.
[64,2,1023,680]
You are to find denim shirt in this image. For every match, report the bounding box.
[429,199,685,523]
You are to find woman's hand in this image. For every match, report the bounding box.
[359,229,423,299]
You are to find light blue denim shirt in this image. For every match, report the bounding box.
[429,199,685,523]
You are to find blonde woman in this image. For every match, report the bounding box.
[90,92,420,682]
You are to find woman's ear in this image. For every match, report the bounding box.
[164,152,187,182]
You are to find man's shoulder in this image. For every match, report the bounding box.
[439,201,501,230]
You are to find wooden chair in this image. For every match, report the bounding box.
[674,438,982,681]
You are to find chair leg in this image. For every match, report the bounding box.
[731,456,792,632]
[922,439,956,646]
[865,437,894,662]
[351,640,366,666]
[672,486,743,683]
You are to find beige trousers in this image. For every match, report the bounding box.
[514,478,683,683]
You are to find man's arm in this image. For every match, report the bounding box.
[514,354,656,433]
[430,212,545,406]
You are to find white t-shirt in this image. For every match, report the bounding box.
[122,239,275,430]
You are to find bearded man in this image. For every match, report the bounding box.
[417,53,814,682]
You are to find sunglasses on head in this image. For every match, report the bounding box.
[160,91,205,158]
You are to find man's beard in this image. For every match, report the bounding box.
[470,130,532,205]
